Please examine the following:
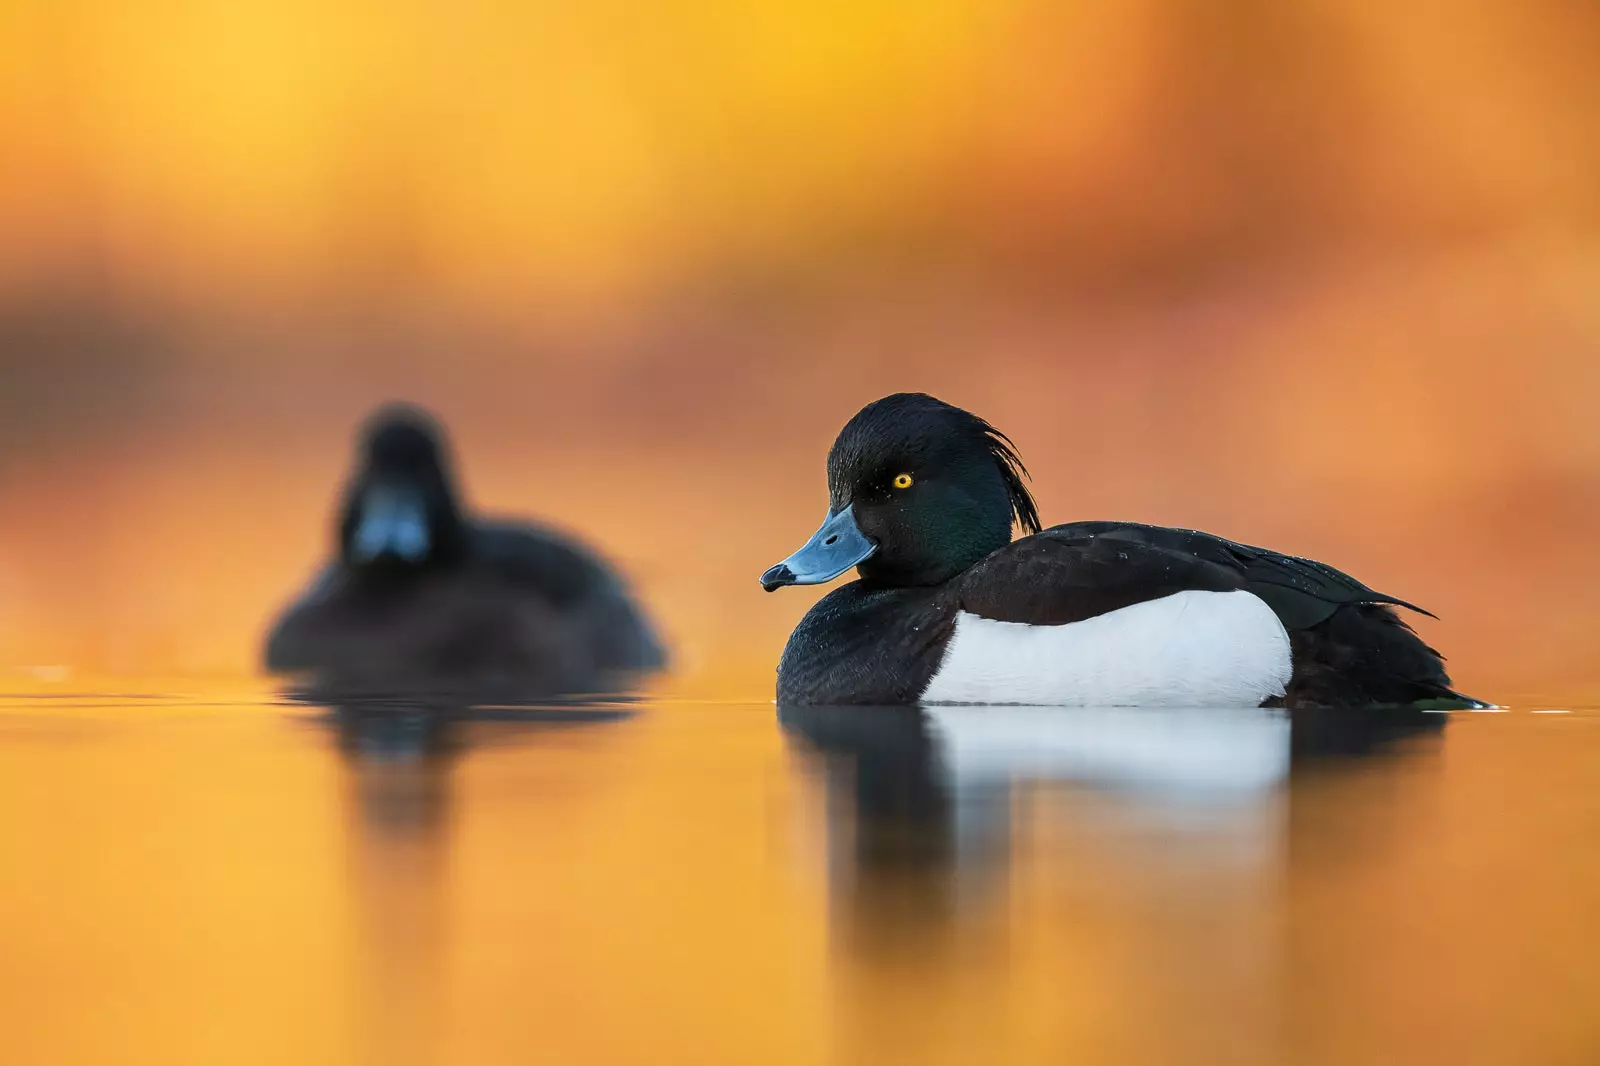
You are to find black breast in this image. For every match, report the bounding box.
[775,583,958,705]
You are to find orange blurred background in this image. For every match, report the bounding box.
[1,0,1596,697]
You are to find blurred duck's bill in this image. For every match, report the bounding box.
[760,506,876,591]
[352,485,430,562]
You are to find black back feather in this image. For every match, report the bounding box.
[1050,521,1435,625]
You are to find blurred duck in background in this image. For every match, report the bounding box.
[263,403,665,697]
[762,393,1481,710]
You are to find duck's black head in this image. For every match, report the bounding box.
[762,393,1040,590]
[336,403,468,570]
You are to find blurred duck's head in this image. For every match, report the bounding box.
[337,403,467,569]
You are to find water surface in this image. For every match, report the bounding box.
[1,681,1596,1065]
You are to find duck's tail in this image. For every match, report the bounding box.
[1283,603,1489,711]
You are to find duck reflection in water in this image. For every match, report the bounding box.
[781,703,1446,942]
[286,686,638,1066]
[288,686,639,864]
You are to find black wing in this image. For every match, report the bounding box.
[951,530,1248,626]
[472,520,667,671]
[1044,521,1433,629]
[470,520,622,604]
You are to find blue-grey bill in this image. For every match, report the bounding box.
[351,484,431,562]
[760,506,876,591]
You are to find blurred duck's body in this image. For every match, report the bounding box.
[264,404,664,695]
[762,393,1481,711]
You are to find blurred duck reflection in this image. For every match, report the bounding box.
[262,402,666,700]
[297,688,637,1066]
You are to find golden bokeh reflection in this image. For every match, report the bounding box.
[1,692,1597,1064]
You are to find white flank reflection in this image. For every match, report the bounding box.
[925,705,1291,801]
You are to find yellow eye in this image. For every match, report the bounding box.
[893,473,914,489]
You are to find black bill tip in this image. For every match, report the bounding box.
[760,564,796,592]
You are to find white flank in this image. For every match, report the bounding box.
[919,589,1292,707]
